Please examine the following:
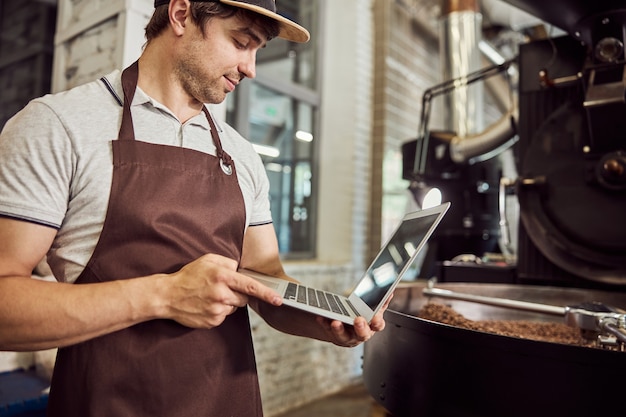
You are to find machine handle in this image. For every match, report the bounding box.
[422,287,567,316]
[600,319,626,344]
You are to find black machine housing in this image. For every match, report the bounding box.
[513,0,626,288]
[403,0,626,289]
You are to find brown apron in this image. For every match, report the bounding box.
[46,61,263,417]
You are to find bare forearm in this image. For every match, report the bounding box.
[250,299,334,342]
[0,253,284,351]
[251,296,388,348]
[0,275,165,351]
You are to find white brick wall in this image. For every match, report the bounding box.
[52,0,152,92]
[57,17,119,89]
[351,0,375,273]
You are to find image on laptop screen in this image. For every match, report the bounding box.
[352,211,441,310]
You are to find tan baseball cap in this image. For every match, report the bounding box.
[154,0,310,43]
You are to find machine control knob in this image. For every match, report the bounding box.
[595,37,624,63]
[603,158,624,177]
[597,151,626,189]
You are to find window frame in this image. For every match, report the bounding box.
[227,0,323,260]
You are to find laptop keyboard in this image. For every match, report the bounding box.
[285,282,352,316]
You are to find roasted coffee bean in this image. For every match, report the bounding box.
[418,303,594,347]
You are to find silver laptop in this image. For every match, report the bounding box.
[239,202,450,324]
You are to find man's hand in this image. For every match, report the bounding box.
[314,294,391,347]
[161,253,283,329]
[251,292,392,347]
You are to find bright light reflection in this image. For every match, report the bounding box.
[295,130,313,142]
[265,163,283,172]
[403,241,416,256]
[422,188,442,209]
[371,261,397,286]
[252,144,280,158]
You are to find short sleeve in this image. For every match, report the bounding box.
[0,100,74,228]
[248,152,272,227]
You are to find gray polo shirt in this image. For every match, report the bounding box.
[0,70,272,283]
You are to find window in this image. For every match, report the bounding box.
[0,0,57,128]
[226,0,320,257]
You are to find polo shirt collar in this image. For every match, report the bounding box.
[104,69,214,131]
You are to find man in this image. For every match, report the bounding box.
[0,0,388,416]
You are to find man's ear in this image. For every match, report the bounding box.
[169,0,191,36]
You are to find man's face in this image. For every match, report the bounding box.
[174,14,268,105]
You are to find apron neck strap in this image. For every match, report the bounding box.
[119,61,139,141]
[203,107,235,175]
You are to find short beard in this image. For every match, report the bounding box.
[174,56,226,105]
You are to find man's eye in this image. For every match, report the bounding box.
[234,39,247,49]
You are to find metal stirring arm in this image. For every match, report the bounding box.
[422,286,566,316]
[423,284,626,347]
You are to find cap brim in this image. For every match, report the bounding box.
[219,0,310,43]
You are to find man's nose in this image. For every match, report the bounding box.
[239,52,257,79]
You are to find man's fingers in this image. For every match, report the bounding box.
[352,317,372,339]
[232,271,282,306]
[369,313,386,332]
[381,293,393,310]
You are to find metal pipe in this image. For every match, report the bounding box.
[423,286,567,315]
[412,59,516,175]
[439,0,484,137]
[449,108,518,163]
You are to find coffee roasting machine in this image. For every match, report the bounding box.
[404,0,626,289]
[363,0,626,416]
[505,0,626,288]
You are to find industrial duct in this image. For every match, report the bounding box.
[440,0,519,164]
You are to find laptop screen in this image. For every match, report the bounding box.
[353,208,446,310]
